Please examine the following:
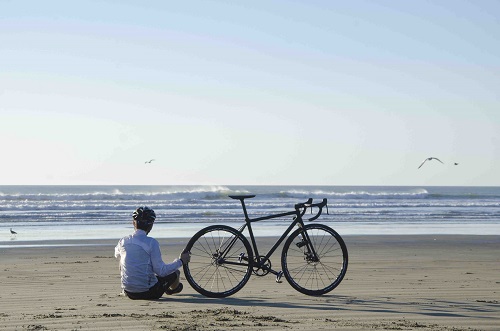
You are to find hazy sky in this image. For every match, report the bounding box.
[1,0,499,186]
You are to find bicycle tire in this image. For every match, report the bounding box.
[183,225,253,298]
[281,223,348,296]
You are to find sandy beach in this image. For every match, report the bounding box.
[1,235,499,331]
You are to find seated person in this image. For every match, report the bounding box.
[115,206,190,300]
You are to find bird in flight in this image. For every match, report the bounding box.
[145,159,155,164]
[10,228,17,235]
[418,157,444,169]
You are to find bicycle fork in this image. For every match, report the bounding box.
[296,229,320,264]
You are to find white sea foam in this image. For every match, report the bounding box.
[1,185,500,243]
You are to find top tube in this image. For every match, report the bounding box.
[229,195,327,223]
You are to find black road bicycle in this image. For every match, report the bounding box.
[183,195,348,298]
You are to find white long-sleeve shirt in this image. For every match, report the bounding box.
[114,229,183,293]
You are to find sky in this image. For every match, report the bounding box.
[1,0,499,186]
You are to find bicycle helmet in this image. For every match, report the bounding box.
[133,206,156,226]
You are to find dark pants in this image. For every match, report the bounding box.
[124,271,179,300]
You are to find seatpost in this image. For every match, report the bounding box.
[237,198,250,220]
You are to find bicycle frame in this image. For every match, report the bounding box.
[183,194,347,297]
[229,196,320,277]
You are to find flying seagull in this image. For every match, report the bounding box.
[418,157,444,169]
[145,159,155,164]
[10,228,17,235]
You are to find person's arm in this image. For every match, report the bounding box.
[114,240,122,258]
[150,239,182,277]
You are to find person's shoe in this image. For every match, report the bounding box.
[165,283,183,295]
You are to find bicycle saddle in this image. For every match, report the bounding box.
[228,195,256,200]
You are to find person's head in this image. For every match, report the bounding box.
[133,206,156,234]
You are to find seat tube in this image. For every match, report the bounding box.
[238,198,259,257]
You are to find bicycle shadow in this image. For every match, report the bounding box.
[159,293,500,321]
[158,292,347,311]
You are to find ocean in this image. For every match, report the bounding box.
[1,185,500,246]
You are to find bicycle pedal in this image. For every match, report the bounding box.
[275,271,283,283]
[238,252,246,263]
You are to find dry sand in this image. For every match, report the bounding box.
[1,235,499,331]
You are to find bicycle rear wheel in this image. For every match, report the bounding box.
[281,223,348,296]
[183,225,253,298]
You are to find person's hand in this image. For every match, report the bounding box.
[179,251,191,265]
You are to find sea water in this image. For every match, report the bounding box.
[1,185,499,246]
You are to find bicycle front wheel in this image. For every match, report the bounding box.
[183,225,253,298]
[281,224,348,296]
